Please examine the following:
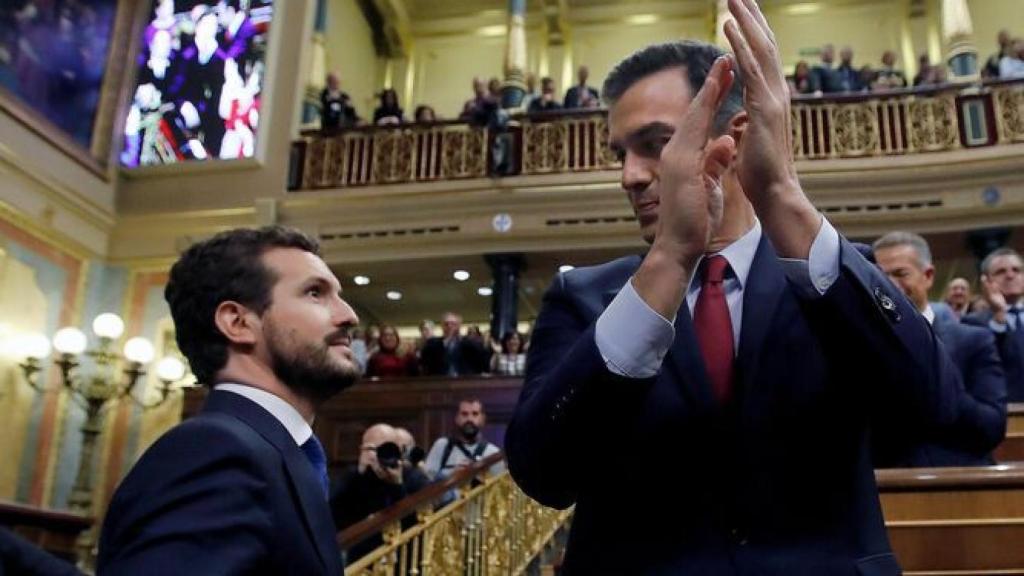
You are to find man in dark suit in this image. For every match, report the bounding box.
[873,232,1006,467]
[419,312,488,376]
[964,247,1024,401]
[98,227,359,575]
[563,65,600,109]
[505,2,961,574]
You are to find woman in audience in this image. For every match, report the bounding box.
[373,88,404,125]
[366,325,417,378]
[414,104,436,123]
[491,331,527,376]
[788,60,813,95]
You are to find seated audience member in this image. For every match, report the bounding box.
[460,77,498,126]
[913,54,932,86]
[528,76,562,113]
[811,43,840,93]
[331,424,406,562]
[788,60,813,95]
[491,331,527,376]
[984,30,1013,78]
[944,277,973,319]
[965,248,1024,401]
[98,227,357,575]
[563,65,600,109]
[395,427,431,494]
[320,72,358,130]
[373,88,404,125]
[872,232,1006,467]
[1000,38,1024,79]
[836,46,861,92]
[0,527,81,575]
[366,325,417,378]
[414,104,436,123]
[423,399,504,482]
[419,313,489,376]
[872,50,908,91]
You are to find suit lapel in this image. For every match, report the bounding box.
[204,391,340,575]
[736,236,786,401]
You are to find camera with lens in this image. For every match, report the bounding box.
[375,441,403,470]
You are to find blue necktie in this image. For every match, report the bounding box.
[300,435,330,499]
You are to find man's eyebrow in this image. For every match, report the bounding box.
[610,121,675,154]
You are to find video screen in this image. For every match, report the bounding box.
[121,0,273,167]
[0,0,118,148]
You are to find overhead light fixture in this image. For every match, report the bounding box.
[625,14,659,25]
[477,287,493,297]
[353,275,370,286]
[453,270,471,282]
[558,265,575,273]
[785,3,820,15]
[386,291,402,301]
[476,25,506,37]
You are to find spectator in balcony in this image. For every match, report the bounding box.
[564,65,600,109]
[414,104,437,123]
[320,72,358,131]
[528,76,563,113]
[330,423,406,561]
[872,232,1006,468]
[423,398,504,482]
[964,248,1024,401]
[372,88,404,125]
[366,325,417,378]
[412,319,435,361]
[420,312,489,376]
[521,72,539,110]
[872,50,907,91]
[999,38,1024,79]
[836,46,861,92]
[913,54,932,86]
[488,76,502,100]
[348,327,368,374]
[858,65,878,92]
[788,60,813,95]
[984,29,1013,78]
[810,43,841,93]
[460,76,498,126]
[944,277,973,319]
[491,331,527,376]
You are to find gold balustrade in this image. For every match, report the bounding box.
[289,79,1024,191]
[340,453,571,576]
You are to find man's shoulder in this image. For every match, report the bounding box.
[135,410,279,476]
[559,254,643,292]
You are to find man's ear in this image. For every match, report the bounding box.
[213,301,260,346]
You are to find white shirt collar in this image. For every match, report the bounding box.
[214,383,313,446]
[687,219,762,294]
[923,305,935,325]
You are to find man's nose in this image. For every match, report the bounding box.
[621,152,654,193]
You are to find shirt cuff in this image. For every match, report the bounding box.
[989,319,1008,334]
[594,278,675,378]
[777,215,840,298]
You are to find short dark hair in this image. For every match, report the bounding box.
[981,247,1023,275]
[602,41,745,134]
[165,226,321,385]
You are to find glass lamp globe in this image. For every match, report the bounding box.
[123,337,155,364]
[92,313,125,340]
[22,333,52,360]
[53,327,88,355]
[156,357,186,382]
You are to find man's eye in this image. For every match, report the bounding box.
[307,287,322,298]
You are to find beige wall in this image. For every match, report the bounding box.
[969,0,1024,56]
[324,0,383,120]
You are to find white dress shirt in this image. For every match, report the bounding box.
[215,383,312,446]
[595,217,841,378]
[989,302,1024,333]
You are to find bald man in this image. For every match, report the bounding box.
[329,424,406,561]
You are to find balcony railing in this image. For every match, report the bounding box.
[289,78,1024,191]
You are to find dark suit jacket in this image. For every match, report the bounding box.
[563,85,599,108]
[964,309,1024,401]
[419,336,488,376]
[506,236,961,575]
[0,528,81,576]
[876,312,1006,467]
[97,390,343,576]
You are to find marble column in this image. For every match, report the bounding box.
[501,0,528,108]
[302,0,329,124]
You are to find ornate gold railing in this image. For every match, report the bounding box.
[340,453,571,576]
[289,79,1024,190]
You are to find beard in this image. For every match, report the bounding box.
[264,319,360,404]
[460,422,480,442]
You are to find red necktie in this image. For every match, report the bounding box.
[693,255,734,404]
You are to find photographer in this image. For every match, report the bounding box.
[330,423,407,562]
